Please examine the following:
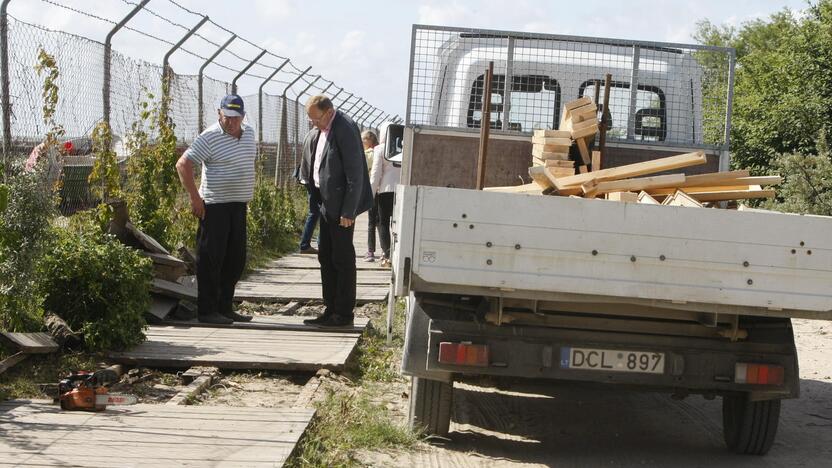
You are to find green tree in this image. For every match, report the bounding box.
[695,2,832,173]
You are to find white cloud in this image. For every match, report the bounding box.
[251,0,296,21]
[417,3,474,26]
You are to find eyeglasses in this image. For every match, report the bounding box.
[308,108,331,123]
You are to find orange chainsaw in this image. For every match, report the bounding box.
[58,369,137,411]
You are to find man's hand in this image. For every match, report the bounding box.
[190,196,205,220]
[339,216,354,228]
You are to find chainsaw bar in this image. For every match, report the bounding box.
[96,394,138,405]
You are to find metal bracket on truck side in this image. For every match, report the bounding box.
[401,292,453,383]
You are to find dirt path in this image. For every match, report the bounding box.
[359,318,832,467]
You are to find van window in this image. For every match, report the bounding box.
[468,75,560,132]
[579,81,666,142]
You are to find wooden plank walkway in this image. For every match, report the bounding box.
[164,314,370,333]
[106,325,364,371]
[234,212,391,303]
[0,400,314,467]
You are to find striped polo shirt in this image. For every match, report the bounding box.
[184,121,256,204]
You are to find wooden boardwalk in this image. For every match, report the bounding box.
[234,212,391,303]
[107,324,365,371]
[0,401,314,467]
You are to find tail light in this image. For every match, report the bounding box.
[734,362,784,385]
[438,341,489,367]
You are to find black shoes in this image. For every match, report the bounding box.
[198,313,233,325]
[303,314,332,326]
[300,247,318,254]
[305,314,354,328]
[221,310,254,322]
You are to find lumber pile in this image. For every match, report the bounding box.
[108,200,196,323]
[487,96,781,208]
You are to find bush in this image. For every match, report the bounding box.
[247,178,301,254]
[39,221,152,351]
[0,166,56,332]
[764,151,832,216]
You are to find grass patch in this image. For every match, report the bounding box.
[288,387,419,467]
[0,351,100,401]
[287,301,418,467]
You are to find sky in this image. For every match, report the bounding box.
[7,0,811,121]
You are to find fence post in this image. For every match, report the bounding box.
[345,97,364,115]
[231,49,267,95]
[1,0,11,168]
[276,67,311,186]
[330,86,344,103]
[258,58,290,146]
[103,0,148,127]
[198,34,236,133]
[358,105,376,127]
[369,109,384,129]
[161,15,208,120]
[319,80,334,95]
[335,92,353,108]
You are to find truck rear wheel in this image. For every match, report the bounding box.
[722,394,780,455]
[409,377,453,437]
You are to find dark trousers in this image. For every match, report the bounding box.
[318,212,356,319]
[376,192,394,257]
[299,184,320,251]
[367,196,379,253]
[196,202,247,318]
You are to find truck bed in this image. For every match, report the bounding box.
[393,185,832,320]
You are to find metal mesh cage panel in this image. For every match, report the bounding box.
[406,25,735,150]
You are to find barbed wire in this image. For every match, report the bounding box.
[29,0,383,118]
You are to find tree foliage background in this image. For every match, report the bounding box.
[695,0,832,215]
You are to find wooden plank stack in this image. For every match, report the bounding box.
[560,96,600,169]
[487,146,781,209]
[484,95,782,208]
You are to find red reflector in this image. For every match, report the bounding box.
[438,342,489,367]
[734,362,784,386]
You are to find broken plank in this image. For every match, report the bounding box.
[594,173,686,195]
[553,151,707,190]
[126,222,169,255]
[148,294,179,322]
[0,332,58,354]
[151,278,198,301]
[529,166,554,189]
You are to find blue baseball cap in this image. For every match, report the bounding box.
[220,94,245,117]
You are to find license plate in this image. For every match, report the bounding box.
[560,347,664,374]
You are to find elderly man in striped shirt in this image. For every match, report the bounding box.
[176,94,256,325]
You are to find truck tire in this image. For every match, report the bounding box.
[722,394,780,455]
[409,377,453,437]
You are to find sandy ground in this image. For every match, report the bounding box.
[357,318,832,467]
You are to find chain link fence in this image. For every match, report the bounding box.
[1,10,389,213]
[406,25,735,150]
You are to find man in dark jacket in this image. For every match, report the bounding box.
[300,95,374,327]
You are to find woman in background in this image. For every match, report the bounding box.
[370,124,401,267]
[361,130,379,262]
